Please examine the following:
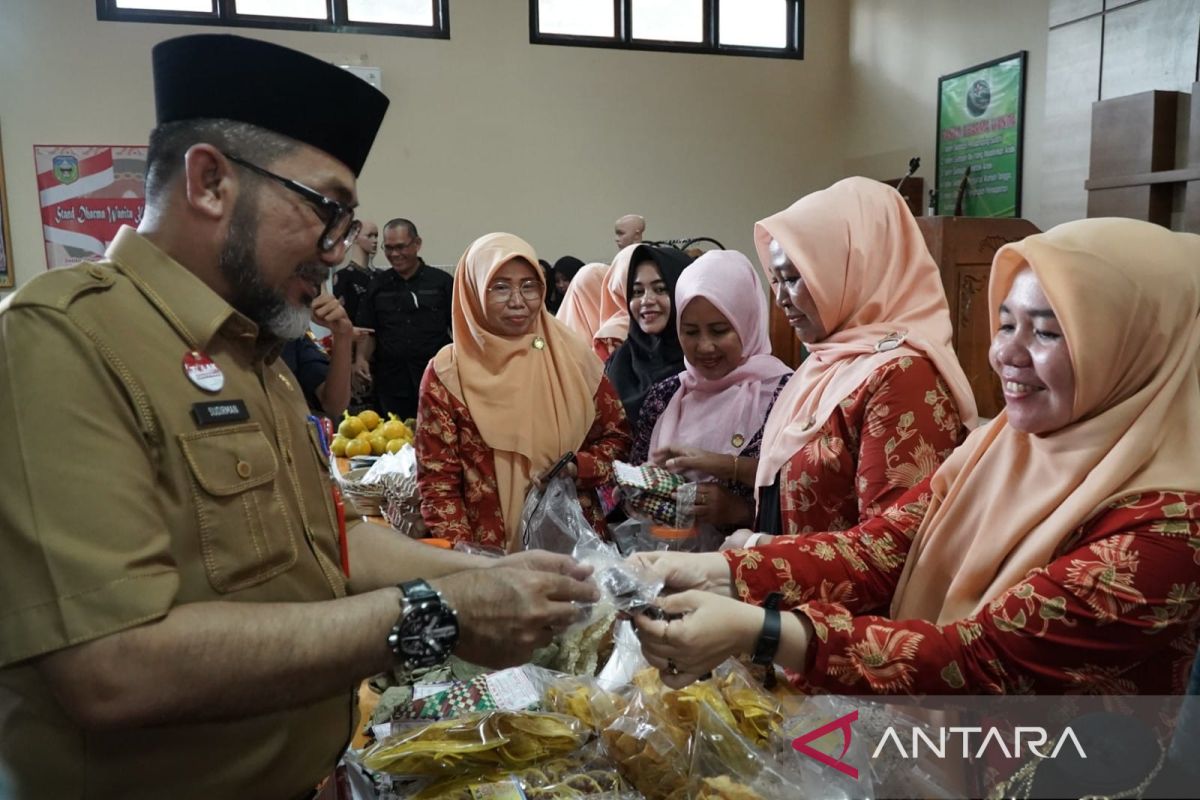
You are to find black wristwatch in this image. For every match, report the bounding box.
[387,579,459,671]
[751,592,784,666]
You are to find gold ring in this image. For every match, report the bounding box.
[667,658,679,676]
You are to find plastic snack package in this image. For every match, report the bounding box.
[612,461,697,529]
[712,660,787,746]
[690,703,808,800]
[360,711,587,778]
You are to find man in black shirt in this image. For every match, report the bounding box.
[332,219,377,325]
[355,218,452,420]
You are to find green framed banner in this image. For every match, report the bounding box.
[935,51,1027,217]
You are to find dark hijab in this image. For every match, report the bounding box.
[553,256,585,285]
[539,259,562,314]
[605,245,692,426]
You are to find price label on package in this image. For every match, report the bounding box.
[484,667,541,710]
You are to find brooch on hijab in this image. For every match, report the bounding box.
[532,336,546,351]
[874,332,906,353]
[800,416,817,432]
[731,433,746,448]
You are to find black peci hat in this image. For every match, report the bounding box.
[152,34,389,176]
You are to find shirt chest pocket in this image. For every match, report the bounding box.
[179,423,298,593]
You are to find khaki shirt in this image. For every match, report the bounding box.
[0,228,351,800]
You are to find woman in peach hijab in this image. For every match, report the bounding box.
[591,244,638,362]
[416,233,632,551]
[743,177,977,540]
[633,217,1200,699]
[555,261,609,348]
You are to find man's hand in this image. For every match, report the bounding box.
[431,566,600,668]
[626,551,733,597]
[311,290,353,337]
[494,549,595,583]
[352,358,372,383]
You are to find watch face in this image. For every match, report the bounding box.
[395,602,458,667]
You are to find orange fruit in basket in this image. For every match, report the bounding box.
[330,435,349,457]
[369,433,388,456]
[385,438,408,454]
[381,413,408,440]
[337,411,364,439]
[357,409,381,431]
[344,437,372,458]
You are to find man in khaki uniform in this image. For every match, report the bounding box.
[0,35,596,800]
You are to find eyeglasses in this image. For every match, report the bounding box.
[383,241,416,253]
[222,152,360,253]
[487,280,544,304]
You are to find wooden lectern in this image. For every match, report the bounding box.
[916,216,1039,419]
[767,216,1039,420]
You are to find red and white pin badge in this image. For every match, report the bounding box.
[183,350,225,393]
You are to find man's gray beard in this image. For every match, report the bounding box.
[264,302,312,340]
[218,182,312,341]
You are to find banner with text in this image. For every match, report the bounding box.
[936,52,1026,217]
[35,145,147,269]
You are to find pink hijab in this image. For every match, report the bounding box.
[753,177,978,490]
[555,262,608,344]
[593,244,639,345]
[648,250,792,461]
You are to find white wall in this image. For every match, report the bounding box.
[844,0,1051,227]
[0,0,851,293]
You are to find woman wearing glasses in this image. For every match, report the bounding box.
[415,233,632,551]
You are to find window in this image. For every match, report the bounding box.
[530,0,802,59]
[98,0,449,38]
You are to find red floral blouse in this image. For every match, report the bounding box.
[416,365,632,549]
[726,481,1200,694]
[768,356,963,534]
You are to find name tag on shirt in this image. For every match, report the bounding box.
[192,400,250,427]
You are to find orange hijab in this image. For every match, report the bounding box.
[753,177,978,490]
[432,233,604,550]
[892,218,1200,623]
[555,262,608,345]
[593,244,639,345]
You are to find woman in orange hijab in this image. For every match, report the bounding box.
[415,233,632,551]
[742,177,977,540]
[633,217,1200,699]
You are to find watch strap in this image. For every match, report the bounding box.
[399,578,437,604]
[751,592,784,666]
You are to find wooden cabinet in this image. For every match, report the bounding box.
[916,216,1040,419]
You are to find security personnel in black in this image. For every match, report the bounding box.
[354,217,452,420]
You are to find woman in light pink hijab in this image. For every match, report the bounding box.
[631,250,792,540]
[745,177,977,539]
[592,244,638,361]
[555,262,608,349]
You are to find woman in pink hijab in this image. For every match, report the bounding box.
[631,250,792,538]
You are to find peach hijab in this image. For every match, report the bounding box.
[892,218,1200,623]
[432,233,604,550]
[593,244,640,345]
[753,177,978,490]
[555,262,609,344]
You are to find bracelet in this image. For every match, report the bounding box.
[752,592,784,686]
